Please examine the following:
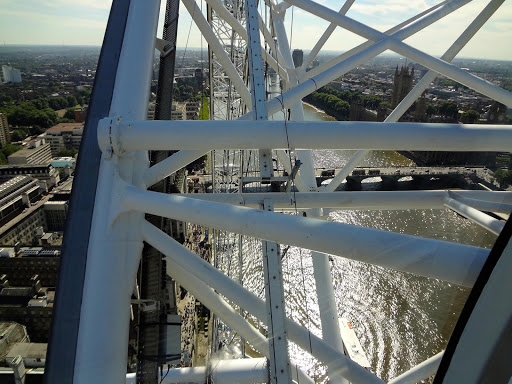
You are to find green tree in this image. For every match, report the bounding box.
[66,95,78,108]
[426,103,436,117]
[1,144,22,158]
[76,95,85,106]
[362,95,382,109]
[438,100,458,118]
[11,129,29,142]
[48,97,68,110]
[64,108,76,120]
[334,100,350,119]
[57,148,78,157]
[493,169,512,187]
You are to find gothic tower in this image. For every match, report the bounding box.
[391,65,414,108]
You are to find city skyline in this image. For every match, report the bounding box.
[0,0,511,60]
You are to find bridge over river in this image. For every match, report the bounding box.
[315,166,486,189]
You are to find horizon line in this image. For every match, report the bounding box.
[1,44,511,62]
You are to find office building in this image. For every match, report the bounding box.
[0,164,60,190]
[44,123,84,156]
[8,139,52,165]
[1,65,22,83]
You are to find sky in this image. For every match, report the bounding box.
[0,0,511,60]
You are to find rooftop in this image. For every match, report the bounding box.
[0,164,53,170]
[46,123,84,133]
[8,144,50,160]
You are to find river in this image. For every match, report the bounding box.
[235,102,497,382]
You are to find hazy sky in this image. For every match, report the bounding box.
[0,0,511,60]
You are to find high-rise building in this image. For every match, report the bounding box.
[1,65,22,83]
[391,65,414,108]
[0,113,10,146]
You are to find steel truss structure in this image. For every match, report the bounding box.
[46,0,512,383]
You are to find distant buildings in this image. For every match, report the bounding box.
[0,274,54,343]
[148,102,156,120]
[185,101,200,120]
[171,102,200,120]
[171,103,187,120]
[0,176,42,227]
[0,178,69,246]
[74,107,88,123]
[1,65,22,83]
[0,164,60,190]
[0,113,11,146]
[43,201,68,232]
[7,139,52,165]
[44,122,84,156]
[391,66,414,108]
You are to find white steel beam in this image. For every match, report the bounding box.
[301,0,355,71]
[173,191,512,210]
[125,187,489,286]
[100,120,512,152]
[74,0,160,382]
[269,5,347,380]
[388,0,504,122]
[203,0,289,80]
[143,149,207,188]
[161,253,316,384]
[246,0,292,379]
[181,0,252,107]
[284,0,512,107]
[258,14,287,68]
[241,0,471,118]
[126,358,269,383]
[269,0,318,191]
[388,351,444,384]
[162,247,315,384]
[444,196,505,236]
[260,201,291,383]
[326,0,504,192]
[304,0,450,79]
[448,192,512,214]
[140,220,385,384]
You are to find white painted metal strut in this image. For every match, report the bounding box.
[140,220,385,384]
[75,0,160,382]
[99,120,512,151]
[246,0,292,380]
[387,351,445,384]
[122,186,489,287]
[444,196,505,236]
[172,191,512,210]
[303,0,450,79]
[182,0,252,108]
[269,3,346,381]
[284,0,512,107]
[301,0,355,71]
[326,0,505,192]
[126,358,269,383]
[239,0,477,119]
[163,240,315,384]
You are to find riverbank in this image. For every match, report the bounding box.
[303,95,347,121]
